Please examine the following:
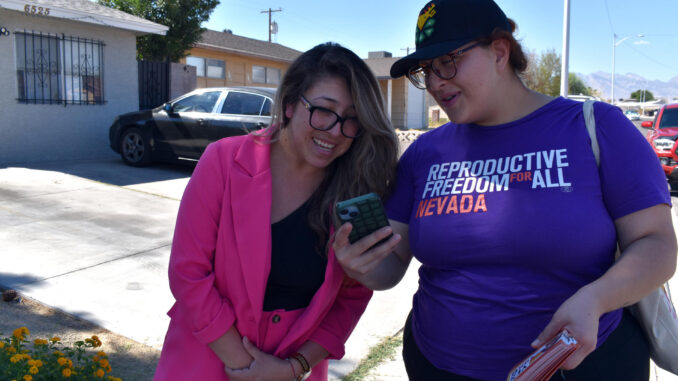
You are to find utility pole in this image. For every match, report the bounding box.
[261,8,282,43]
[401,47,413,55]
[560,0,570,97]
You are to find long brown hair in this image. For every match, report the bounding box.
[256,42,399,254]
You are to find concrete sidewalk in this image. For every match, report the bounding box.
[2,159,677,381]
[0,159,415,380]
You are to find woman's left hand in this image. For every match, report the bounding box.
[530,286,603,370]
[225,337,294,381]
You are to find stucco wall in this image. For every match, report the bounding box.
[0,9,140,165]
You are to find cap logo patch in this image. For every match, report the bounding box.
[416,2,437,45]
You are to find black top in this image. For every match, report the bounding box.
[263,201,328,311]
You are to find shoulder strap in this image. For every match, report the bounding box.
[583,100,600,167]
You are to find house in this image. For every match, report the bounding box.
[0,0,167,165]
[363,51,427,130]
[181,29,301,89]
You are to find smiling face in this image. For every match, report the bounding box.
[280,76,356,172]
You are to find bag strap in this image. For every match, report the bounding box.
[583,100,600,167]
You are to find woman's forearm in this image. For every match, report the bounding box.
[208,325,254,369]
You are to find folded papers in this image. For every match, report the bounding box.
[507,329,579,381]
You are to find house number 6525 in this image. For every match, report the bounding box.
[24,4,50,16]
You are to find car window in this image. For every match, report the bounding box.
[221,92,266,116]
[172,91,221,113]
[659,108,678,129]
[261,98,273,116]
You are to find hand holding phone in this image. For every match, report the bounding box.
[335,193,391,245]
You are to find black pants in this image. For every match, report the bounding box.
[402,309,650,381]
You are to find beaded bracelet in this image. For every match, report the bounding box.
[292,352,310,374]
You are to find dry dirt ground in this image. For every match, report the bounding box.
[0,294,160,381]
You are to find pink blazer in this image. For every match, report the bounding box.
[154,134,372,380]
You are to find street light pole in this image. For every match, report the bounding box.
[611,33,644,105]
[560,0,571,97]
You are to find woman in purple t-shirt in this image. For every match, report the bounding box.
[333,0,676,380]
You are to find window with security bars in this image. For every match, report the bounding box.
[15,31,105,105]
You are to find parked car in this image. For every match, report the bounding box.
[644,103,678,178]
[624,109,640,121]
[109,87,276,166]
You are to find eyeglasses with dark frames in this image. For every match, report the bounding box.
[406,42,481,89]
[299,95,362,138]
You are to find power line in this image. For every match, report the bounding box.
[602,0,614,36]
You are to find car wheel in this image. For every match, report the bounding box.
[120,127,151,166]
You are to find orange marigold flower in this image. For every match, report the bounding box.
[10,354,21,363]
[50,337,60,343]
[52,351,64,356]
[28,360,36,366]
[62,368,72,377]
[0,342,5,348]
[100,359,109,368]
[7,346,17,353]
[97,351,107,357]
[33,339,48,345]
[95,368,105,378]
[57,357,68,366]
[22,375,32,381]
[34,360,43,367]
[93,356,100,363]
[29,366,38,375]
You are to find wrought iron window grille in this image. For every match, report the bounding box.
[15,31,106,106]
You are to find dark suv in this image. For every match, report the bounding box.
[109,87,275,166]
[644,103,678,178]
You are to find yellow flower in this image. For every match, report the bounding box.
[10,354,21,363]
[50,337,61,343]
[33,339,48,345]
[52,351,64,356]
[28,360,36,366]
[57,357,68,366]
[97,351,107,357]
[99,359,109,368]
[29,366,38,375]
[7,346,17,353]
[68,359,73,368]
[95,368,105,378]
[34,360,43,367]
[22,375,32,381]
[0,342,4,348]
[62,368,72,377]
[13,327,30,340]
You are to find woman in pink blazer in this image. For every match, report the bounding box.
[154,43,401,381]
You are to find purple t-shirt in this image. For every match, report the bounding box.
[386,97,670,380]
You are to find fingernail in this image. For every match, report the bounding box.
[243,336,249,343]
[531,339,539,347]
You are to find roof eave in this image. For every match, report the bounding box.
[0,0,168,35]
[194,42,296,63]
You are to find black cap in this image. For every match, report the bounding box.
[390,0,511,78]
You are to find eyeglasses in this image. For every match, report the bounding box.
[406,42,481,89]
[299,95,362,138]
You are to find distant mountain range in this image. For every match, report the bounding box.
[576,72,678,102]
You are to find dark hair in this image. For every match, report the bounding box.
[477,18,528,74]
[256,42,399,254]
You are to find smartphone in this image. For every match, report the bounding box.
[335,192,391,245]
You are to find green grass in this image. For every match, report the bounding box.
[342,330,404,381]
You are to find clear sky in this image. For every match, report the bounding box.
[203,0,677,84]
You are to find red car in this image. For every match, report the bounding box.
[644,103,678,178]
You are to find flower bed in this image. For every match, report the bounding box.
[0,327,123,380]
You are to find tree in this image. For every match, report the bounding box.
[522,49,595,97]
[630,89,655,102]
[98,0,219,61]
